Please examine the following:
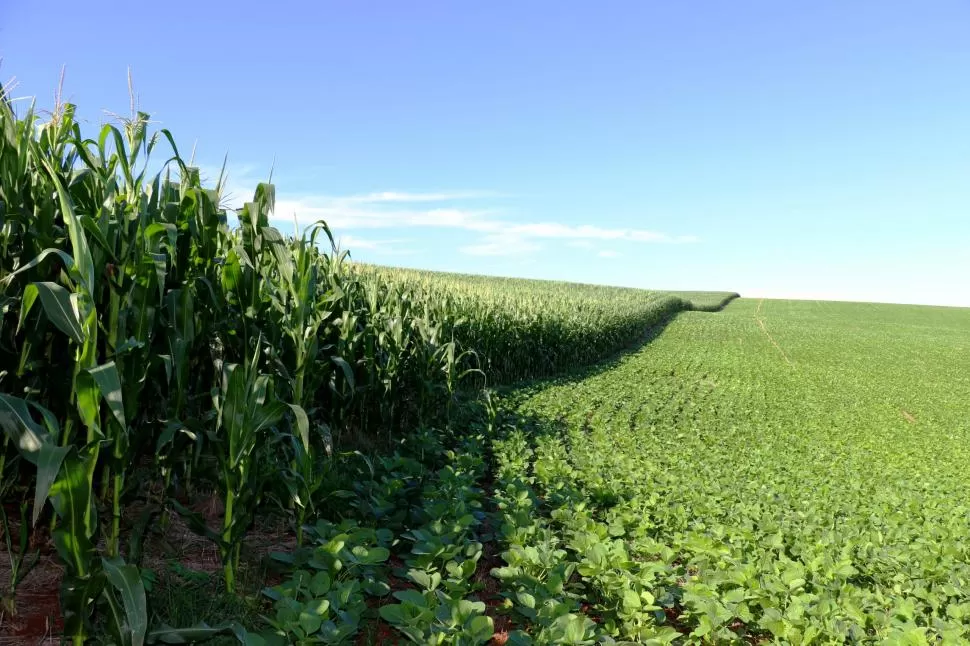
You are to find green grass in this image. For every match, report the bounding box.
[493,298,970,642]
[146,565,262,644]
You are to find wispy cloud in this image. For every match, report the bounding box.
[456,223,696,257]
[197,163,698,257]
[336,190,500,204]
[334,234,415,255]
[461,233,542,257]
[497,222,696,243]
[271,200,498,232]
[269,195,697,248]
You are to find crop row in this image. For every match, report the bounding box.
[233,423,494,645]
[503,299,970,643]
[354,266,737,384]
[490,417,686,645]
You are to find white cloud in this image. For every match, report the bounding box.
[502,222,689,243]
[266,197,496,232]
[454,223,696,256]
[194,164,699,254]
[597,250,621,258]
[337,190,499,204]
[335,234,413,255]
[461,233,542,256]
[268,196,697,247]
[335,234,380,250]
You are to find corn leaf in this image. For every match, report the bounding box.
[22,281,85,344]
[0,393,45,463]
[88,361,127,430]
[34,442,70,525]
[103,555,148,646]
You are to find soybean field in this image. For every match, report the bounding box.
[491,299,970,643]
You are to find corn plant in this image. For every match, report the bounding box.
[264,222,337,545]
[0,492,39,618]
[352,264,737,384]
[211,337,292,593]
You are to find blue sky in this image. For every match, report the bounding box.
[3,1,969,306]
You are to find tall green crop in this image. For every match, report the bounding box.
[0,97,153,645]
[352,264,737,384]
[0,90,503,636]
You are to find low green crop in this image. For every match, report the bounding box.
[496,298,970,643]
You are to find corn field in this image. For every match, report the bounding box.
[0,93,496,642]
[0,92,736,644]
[355,266,737,384]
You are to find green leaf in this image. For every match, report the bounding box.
[49,452,96,576]
[24,281,85,344]
[287,403,309,452]
[363,578,391,597]
[38,157,95,292]
[74,370,103,434]
[622,588,641,611]
[103,555,148,646]
[408,568,440,591]
[34,442,70,525]
[379,604,406,625]
[309,571,331,596]
[331,355,355,391]
[79,214,119,264]
[88,361,127,430]
[0,393,46,463]
[515,590,536,609]
[250,399,287,435]
[392,589,428,607]
[146,622,249,644]
[359,545,390,565]
[553,614,592,645]
[466,615,494,644]
[17,279,39,330]
[298,607,323,635]
[3,247,75,291]
[506,631,533,646]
